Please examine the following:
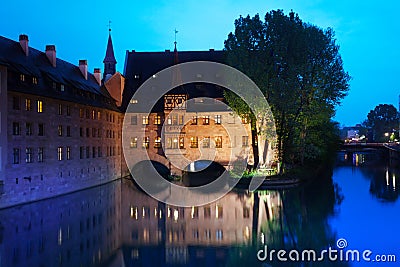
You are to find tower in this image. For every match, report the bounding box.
[103,26,117,81]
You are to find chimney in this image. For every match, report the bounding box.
[94,68,101,85]
[45,45,56,67]
[79,60,88,80]
[19,34,29,56]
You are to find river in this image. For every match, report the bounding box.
[0,152,399,267]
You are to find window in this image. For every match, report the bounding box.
[98,147,102,157]
[97,111,101,120]
[92,147,96,158]
[191,207,199,219]
[131,115,137,125]
[191,116,197,125]
[142,116,149,125]
[179,115,184,125]
[215,115,221,124]
[86,146,90,158]
[66,126,71,137]
[86,128,89,137]
[79,108,84,118]
[204,206,211,218]
[143,137,150,148]
[58,125,63,136]
[92,128,96,138]
[57,147,63,161]
[66,147,71,160]
[38,147,44,162]
[190,137,198,148]
[38,123,44,136]
[52,82,57,89]
[91,110,96,120]
[172,115,178,125]
[13,148,20,164]
[20,74,25,82]
[179,137,185,149]
[37,100,43,113]
[80,147,84,159]
[32,77,38,85]
[66,105,71,116]
[25,98,31,111]
[25,148,33,163]
[79,127,83,137]
[242,136,249,147]
[13,96,20,110]
[86,109,90,119]
[12,122,20,135]
[154,115,161,125]
[216,230,223,240]
[215,136,222,148]
[216,205,223,219]
[58,104,63,115]
[202,137,210,148]
[202,116,210,125]
[60,84,65,92]
[26,123,33,136]
[154,137,161,148]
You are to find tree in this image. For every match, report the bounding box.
[224,10,350,169]
[364,104,399,142]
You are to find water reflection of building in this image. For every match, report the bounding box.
[120,179,282,265]
[0,181,122,267]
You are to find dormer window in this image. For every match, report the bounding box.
[134,74,140,79]
[20,74,25,82]
[52,82,57,89]
[60,84,65,92]
[32,77,38,85]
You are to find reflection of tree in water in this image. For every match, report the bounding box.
[232,170,347,267]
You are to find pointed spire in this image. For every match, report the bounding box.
[174,29,179,64]
[103,24,117,81]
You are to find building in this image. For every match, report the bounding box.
[122,44,254,177]
[0,33,124,208]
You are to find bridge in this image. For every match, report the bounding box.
[340,142,400,165]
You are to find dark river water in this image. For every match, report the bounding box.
[1,152,399,267]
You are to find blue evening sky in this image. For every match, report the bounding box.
[1,0,399,126]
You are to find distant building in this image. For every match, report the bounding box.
[0,34,123,208]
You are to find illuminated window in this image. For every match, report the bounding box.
[60,84,65,92]
[20,74,25,82]
[25,98,31,111]
[130,137,137,148]
[167,137,179,149]
[142,116,149,125]
[25,147,33,163]
[143,137,150,148]
[154,137,161,148]
[79,108,84,118]
[202,116,210,125]
[216,229,223,240]
[190,137,198,148]
[57,147,63,161]
[215,115,221,124]
[216,205,223,219]
[92,110,96,120]
[37,100,43,113]
[191,116,197,125]
[66,146,71,160]
[66,105,71,116]
[154,115,161,125]
[215,136,222,148]
[172,115,178,125]
[97,111,101,120]
[242,136,249,147]
[179,137,185,149]
[32,77,38,85]
[26,122,33,136]
[58,125,63,136]
[179,115,184,125]
[38,147,44,162]
[191,207,199,219]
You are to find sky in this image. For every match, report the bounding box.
[1,0,399,126]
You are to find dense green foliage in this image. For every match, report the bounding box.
[363,104,399,142]
[224,10,350,167]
